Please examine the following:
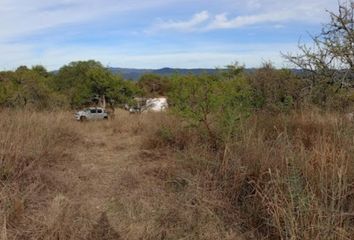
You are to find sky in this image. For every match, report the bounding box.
[0,0,339,70]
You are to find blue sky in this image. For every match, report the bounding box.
[0,0,338,70]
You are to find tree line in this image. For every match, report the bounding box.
[0,61,139,110]
[0,1,353,112]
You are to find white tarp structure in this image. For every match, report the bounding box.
[144,97,168,112]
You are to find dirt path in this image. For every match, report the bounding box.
[71,121,142,238]
[68,118,174,240]
[65,115,236,240]
[75,128,141,215]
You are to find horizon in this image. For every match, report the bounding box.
[1,0,338,71]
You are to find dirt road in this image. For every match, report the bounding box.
[63,113,236,240]
[69,116,174,239]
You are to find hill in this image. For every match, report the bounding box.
[108,67,220,80]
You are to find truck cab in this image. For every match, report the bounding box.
[74,107,108,121]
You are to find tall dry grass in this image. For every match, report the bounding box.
[1,108,353,239]
[144,110,354,239]
[0,109,234,240]
[228,111,354,239]
[0,110,90,240]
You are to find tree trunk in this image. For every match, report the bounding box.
[101,95,106,109]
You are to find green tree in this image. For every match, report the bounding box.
[54,60,137,108]
[0,72,14,105]
[0,67,67,109]
[31,65,50,77]
[220,62,245,80]
[168,70,252,144]
[249,63,305,111]
[137,73,171,97]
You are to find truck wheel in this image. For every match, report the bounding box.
[80,116,87,122]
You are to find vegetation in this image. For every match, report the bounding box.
[145,108,354,239]
[137,73,171,97]
[168,65,252,148]
[0,1,353,239]
[0,60,139,110]
[284,0,354,109]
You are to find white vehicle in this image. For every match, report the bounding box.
[144,97,168,112]
[74,107,108,121]
[125,97,168,114]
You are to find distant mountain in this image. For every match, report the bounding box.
[108,67,220,80]
[52,67,304,80]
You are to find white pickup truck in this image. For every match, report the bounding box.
[74,107,108,121]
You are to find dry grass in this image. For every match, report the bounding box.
[105,111,241,239]
[2,108,353,239]
[0,109,240,240]
[0,109,93,240]
[144,110,354,239]
[224,111,354,239]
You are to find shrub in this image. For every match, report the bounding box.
[148,109,354,239]
[168,72,252,148]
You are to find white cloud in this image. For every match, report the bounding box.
[0,0,339,70]
[274,24,285,29]
[0,0,339,39]
[148,10,296,32]
[148,11,210,33]
[148,0,338,33]
[0,0,180,41]
[0,41,299,70]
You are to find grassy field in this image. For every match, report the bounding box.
[1,109,354,239]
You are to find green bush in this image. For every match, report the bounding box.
[168,69,252,147]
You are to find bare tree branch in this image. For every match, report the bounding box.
[283,0,354,90]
